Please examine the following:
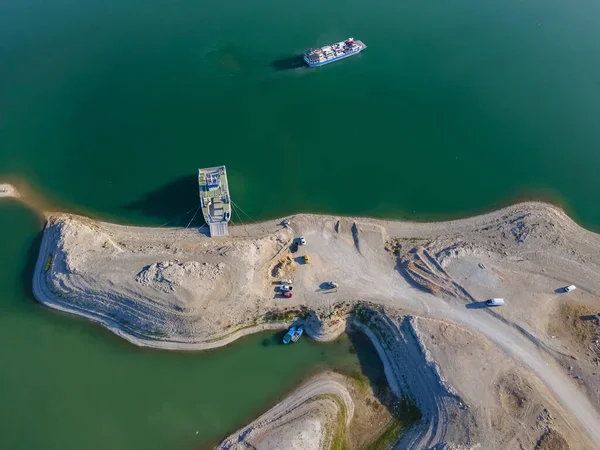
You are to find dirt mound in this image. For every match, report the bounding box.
[393,243,473,300]
[536,428,570,450]
[135,260,224,293]
[497,372,533,414]
[548,302,599,348]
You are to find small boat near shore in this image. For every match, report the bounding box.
[291,325,304,343]
[283,326,296,344]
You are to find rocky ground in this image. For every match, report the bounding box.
[31,202,600,449]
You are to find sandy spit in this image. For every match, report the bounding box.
[30,201,600,448]
[216,373,354,450]
[0,183,21,199]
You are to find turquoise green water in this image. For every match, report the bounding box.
[2,0,600,227]
[2,0,600,448]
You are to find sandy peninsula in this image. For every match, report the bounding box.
[32,202,600,449]
[0,183,21,199]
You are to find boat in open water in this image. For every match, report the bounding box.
[304,38,366,67]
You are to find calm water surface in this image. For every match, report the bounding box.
[1,0,600,226]
[2,0,600,448]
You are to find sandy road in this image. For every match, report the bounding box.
[422,297,600,446]
[290,213,600,447]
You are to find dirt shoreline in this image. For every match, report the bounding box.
[0,183,21,199]
[31,201,600,449]
[216,373,355,450]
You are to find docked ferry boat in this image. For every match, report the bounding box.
[198,166,231,237]
[304,38,366,67]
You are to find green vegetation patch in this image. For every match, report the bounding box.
[264,306,310,322]
[44,254,53,272]
[312,394,349,450]
[332,367,370,394]
[360,395,421,450]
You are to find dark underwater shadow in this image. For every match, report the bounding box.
[347,331,390,395]
[21,229,44,305]
[123,174,203,227]
[261,330,288,347]
[271,55,307,71]
[346,331,419,420]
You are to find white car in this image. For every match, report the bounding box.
[486,298,505,306]
[564,285,577,293]
[327,281,338,289]
[280,285,293,292]
[299,236,306,245]
[280,279,293,285]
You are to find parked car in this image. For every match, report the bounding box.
[299,236,306,245]
[280,279,293,285]
[283,292,292,298]
[564,285,577,293]
[280,285,293,292]
[486,298,505,306]
[304,255,310,264]
[327,281,338,289]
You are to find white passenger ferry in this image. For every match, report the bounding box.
[304,38,367,67]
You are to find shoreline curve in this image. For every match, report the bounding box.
[30,200,600,448]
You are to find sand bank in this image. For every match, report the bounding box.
[216,373,354,450]
[0,183,21,199]
[31,202,600,448]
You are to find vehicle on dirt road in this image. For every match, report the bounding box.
[299,236,306,245]
[282,292,292,298]
[327,281,338,289]
[564,285,577,293]
[280,285,293,292]
[304,255,310,264]
[486,298,505,306]
[280,279,293,285]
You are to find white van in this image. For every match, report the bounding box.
[486,298,505,307]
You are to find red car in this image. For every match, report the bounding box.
[283,292,292,298]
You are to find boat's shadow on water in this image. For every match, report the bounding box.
[271,55,307,72]
[261,331,288,346]
[123,174,208,234]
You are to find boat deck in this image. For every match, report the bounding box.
[304,38,367,66]
[198,166,231,237]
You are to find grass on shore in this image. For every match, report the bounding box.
[312,394,349,450]
[359,395,421,450]
[44,254,53,272]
